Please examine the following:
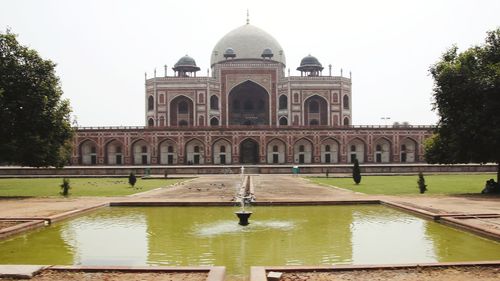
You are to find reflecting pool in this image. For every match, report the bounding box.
[1,205,499,280]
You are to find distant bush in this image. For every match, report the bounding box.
[352,159,361,185]
[417,172,427,194]
[60,178,71,196]
[128,172,137,188]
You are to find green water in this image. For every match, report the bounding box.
[1,205,499,280]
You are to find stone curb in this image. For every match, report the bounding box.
[250,261,500,281]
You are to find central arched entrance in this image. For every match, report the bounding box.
[240,138,259,164]
[228,81,269,125]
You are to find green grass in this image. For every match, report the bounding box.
[307,174,496,195]
[0,177,187,197]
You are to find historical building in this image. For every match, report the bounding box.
[72,21,433,166]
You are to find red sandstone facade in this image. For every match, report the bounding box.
[72,23,433,166]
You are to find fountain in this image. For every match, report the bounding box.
[235,166,253,226]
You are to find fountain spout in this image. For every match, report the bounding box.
[235,173,253,226]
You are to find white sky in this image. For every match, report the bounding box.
[1,0,499,126]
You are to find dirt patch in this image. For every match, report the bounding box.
[0,221,21,230]
[0,270,208,281]
[279,266,500,281]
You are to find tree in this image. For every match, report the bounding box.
[417,172,427,194]
[352,159,361,184]
[60,178,71,196]
[0,30,73,167]
[128,172,137,188]
[426,28,500,182]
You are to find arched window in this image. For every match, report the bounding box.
[198,115,204,126]
[279,117,288,126]
[344,117,350,126]
[376,144,382,151]
[148,118,154,127]
[168,146,174,153]
[198,93,204,103]
[194,146,200,153]
[333,93,338,103]
[159,94,165,104]
[309,119,319,125]
[273,145,279,152]
[210,95,219,110]
[210,117,219,126]
[293,115,299,125]
[220,145,226,153]
[401,144,407,151]
[279,95,288,110]
[148,96,154,111]
[299,145,305,152]
[159,116,165,127]
[141,146,147,153]
[325,145,331,152]
[350,145,356,152]
[293,93,299,103]
[343,95,349,109]
[309,100,319,113]
[178,101,188,114]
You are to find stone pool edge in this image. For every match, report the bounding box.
[249,261,500,281]
[0,265,225,281]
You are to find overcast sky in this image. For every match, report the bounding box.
[1,0,499,126]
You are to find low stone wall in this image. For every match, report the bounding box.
[0,163,496,177]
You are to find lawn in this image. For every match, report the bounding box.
[307,174,495,195]
[0,177,187,197]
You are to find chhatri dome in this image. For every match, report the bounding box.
[210,22,286,67]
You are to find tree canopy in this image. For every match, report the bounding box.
[0,30,73,167]
[425,28,500,181]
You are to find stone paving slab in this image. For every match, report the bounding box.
[0,265,46,279]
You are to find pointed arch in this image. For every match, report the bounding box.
[343,117,350,126]
[279,116,288,126]
[148,95,154,111]
[212,138,232,164]
[210,95,219,110]
[185,138,204,165]
[170,95,194,126]
[79,139,98,165]
[373,137,392,163]
[347,137,366,163]
[159,138,177,165]
[321,137,340,163]
[239,137,260,164]
[210,117,220,126]
[267,138,286,164]
[104,138,124,165]
[278,95,288,110]
[343,95,349,109]
[131,138,150,165]
[400,137,418,163]
[293,137,313,164]
[228,80,269,125]
[304,95,328,126]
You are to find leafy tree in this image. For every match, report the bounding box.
[426,28,500,182]
[128,172,137,188]
[0,30,73,167]
[352,159,361,184]
[417,172,427,194]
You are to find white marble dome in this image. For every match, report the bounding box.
[210,24,286,66]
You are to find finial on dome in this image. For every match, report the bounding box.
[246,9,249,25]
